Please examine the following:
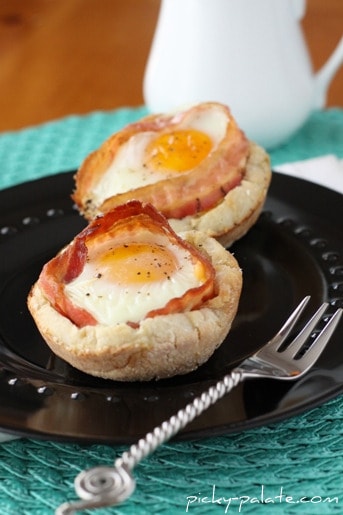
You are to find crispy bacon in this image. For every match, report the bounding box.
[38,232,98,326]
[101,135,247,219]
[73,102,249,219]
[38,201,216,328]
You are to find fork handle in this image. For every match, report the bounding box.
[117,369,243,470]
[56,370,244,514]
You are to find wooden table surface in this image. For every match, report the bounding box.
[0,0,342,132]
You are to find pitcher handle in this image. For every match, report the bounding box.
[314,35,343,109]
[291,0,306,20]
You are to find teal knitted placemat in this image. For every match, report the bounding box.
[0,107,342,515]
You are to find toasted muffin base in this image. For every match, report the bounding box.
[169,142,271,248]
[27,231,242,382]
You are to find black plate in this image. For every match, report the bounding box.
[0,172,342,444]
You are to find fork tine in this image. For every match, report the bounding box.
[283,302,329,358]
[298,308,343,371]
[267,296,311,350]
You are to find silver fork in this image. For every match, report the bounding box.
[56,296,342,515]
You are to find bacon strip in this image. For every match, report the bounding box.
[38,201,216,328]
[73,103,249,219]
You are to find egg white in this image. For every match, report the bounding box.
[91,104,229,208]
[64,240,205,326]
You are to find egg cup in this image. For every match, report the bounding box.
[28,203,242,382]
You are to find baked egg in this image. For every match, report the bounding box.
[73,102,249,221]
[38,201,215,328]
[90,103,228,206]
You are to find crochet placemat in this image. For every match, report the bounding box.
[0,108,342,515]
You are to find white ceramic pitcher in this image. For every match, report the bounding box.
[143,0,343,148]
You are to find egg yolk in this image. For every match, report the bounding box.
[94,243,179,284]
[145,129,213,172]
